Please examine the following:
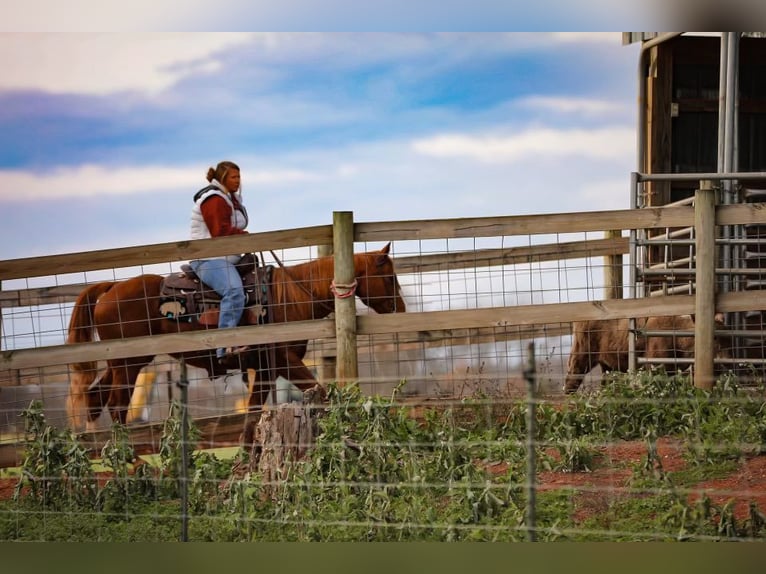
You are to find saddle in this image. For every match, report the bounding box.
[159,253,273,327]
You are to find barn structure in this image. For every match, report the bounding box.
[624,32,766,375]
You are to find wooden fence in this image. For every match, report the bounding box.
[3,199,766,378]
[2,187,766,465]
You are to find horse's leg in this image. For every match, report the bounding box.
[283,358,319,390]
[66,281,117,431]
[106,357,153,425]
[277,347,327,404]
[246,347,277,408]
[81,367,114,432]
[67,364,105,432]
[563,326,594,394]
[277,343,319,390]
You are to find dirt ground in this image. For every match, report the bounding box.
[485,437,766,524]
[545,439,766,523]
[3,437,765,528]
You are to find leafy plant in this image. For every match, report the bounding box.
[158,399,201,497]
[13,400,96,509]
[4,371,766,542]
[97,422,157,516]
[554,437,598,473]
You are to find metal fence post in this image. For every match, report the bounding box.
[178,358,189,542]
[524,341,537,541]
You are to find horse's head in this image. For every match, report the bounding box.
[354,242,406,314]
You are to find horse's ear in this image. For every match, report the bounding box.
[375,242,392,267]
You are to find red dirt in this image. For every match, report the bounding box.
[0,479,16,501]
[486,437,766,523]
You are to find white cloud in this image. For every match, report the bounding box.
[0,132,636,260]
[0,163,319,201]
[549,32,623,44]
[0,32,635,98]
[411,127,634,163]
[249,169,320,186]
[0,33,255,95]
[577,179,632,210]
[517,96,629,116]
[0,3,638,33]
[0,165,194,199]
[2,1,234,32]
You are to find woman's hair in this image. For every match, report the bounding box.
[206,161,240,183]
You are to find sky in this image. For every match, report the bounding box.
[0,32,642,261]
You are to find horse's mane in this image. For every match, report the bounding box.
[270,250,383,309]
[271,254,336,308]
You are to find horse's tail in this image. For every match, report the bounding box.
[66,281,115,430]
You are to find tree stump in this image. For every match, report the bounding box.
[245,385,324,488]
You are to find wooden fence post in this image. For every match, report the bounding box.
[332,211,358,386]
[694,180,716,390]
[604,230,623,299]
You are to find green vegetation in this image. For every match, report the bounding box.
[0,371,765,541]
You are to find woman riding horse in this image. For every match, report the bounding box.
[66,243,405,431]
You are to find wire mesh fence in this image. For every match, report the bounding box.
[2,364,766,541]
[2,202,766,541]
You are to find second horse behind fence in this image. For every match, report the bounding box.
[564,314,732,393]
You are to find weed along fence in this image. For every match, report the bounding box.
[2,178,766,541]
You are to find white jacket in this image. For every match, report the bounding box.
[190,180,248,264]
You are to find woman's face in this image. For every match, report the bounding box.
[222,168,241,193]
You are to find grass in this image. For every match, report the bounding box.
[137,445,241,468]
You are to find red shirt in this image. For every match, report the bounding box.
[200,195,248,237]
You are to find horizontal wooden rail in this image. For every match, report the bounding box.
[364,324,572,350]
[0,225,333,281]
[1,237,630,310]
[2,203,763,283]
[357,290,766,335]
[7,290,762,382]
[0,284,85,308]
[355,206,697,242]
[0,319,334,374]
[393,236,628,274]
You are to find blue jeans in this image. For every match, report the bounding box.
[189,258,246,358]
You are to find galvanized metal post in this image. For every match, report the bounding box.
[628,171,639,372]
[524,342,537,542]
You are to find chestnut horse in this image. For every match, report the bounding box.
[66,243,405,430]
[563,314,730,394]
